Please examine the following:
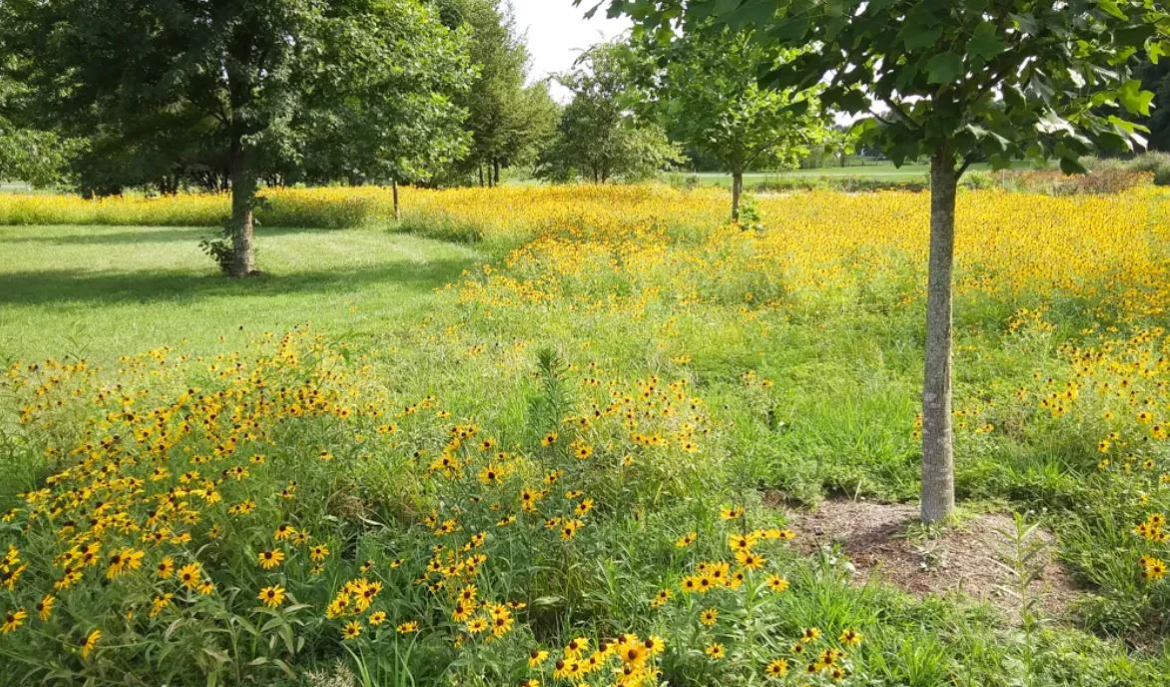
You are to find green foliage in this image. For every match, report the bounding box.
[651,25,824,176]
[1138,56,1170,151]
[435,0,559,185]
[536,44,685,183]
[592,0,1170,173]
[0,0,476,274]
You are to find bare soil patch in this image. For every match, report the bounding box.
[779,496,1084,621]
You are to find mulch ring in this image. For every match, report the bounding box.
[776,496,1085,622]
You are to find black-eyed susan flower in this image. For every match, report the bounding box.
[839,628,862,645]
[2,607,27,633]
[258,585,286,608]
[35,594,55,622]
[81,629,101,658]
[720,505,744,520]
[765,658,788,677]
[258,549,285,569]
[650,589,671,607]
[466,617,488,634]
[177,562,202,589]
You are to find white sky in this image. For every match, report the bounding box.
[509,0,630,100]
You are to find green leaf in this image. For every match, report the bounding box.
[733,0,780,27]
[1117,79,1154,116]
[1059,156,1087,174]
[1149,41,1168,65]
[713,0,742,16]
[926,52,964,84]
[968,22,1005,61]
[903,24,943,51]
[1096,0,1128,20]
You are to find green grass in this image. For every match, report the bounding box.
[664,163,1004,190]
[0,224,483,363]
[2,204,1168,686]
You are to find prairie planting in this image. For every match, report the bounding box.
[1,185,1169,685]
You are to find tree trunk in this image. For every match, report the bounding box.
[921,153,958,523]
[493,159,500,186]
[731,169,744,222]
[479,165,484,187]
[392,179,400,221]
[228,142,257,278]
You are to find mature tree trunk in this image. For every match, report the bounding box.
[478,165,484,187]
[228,140,257,277]
[392,179,400,221]
[921,153,958,523]
[731,169,744,221]
[493,159,500,186]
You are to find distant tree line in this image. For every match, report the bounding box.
[2,0,1168,277]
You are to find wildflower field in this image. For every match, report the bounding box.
[1,184,1170,686]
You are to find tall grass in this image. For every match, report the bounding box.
[0,187,397,228]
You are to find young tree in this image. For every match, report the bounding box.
[653,26,824,218]
[0,65,76,187]
[537,43,683,183]
[1138,57,1170,151]
[0,0,471,276]
[435,0,558,186]
[585,0,1170,522]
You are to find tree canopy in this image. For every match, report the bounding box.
[585,0,1170,522]
[647,24,824,217]
[0,0,475,274]
[536,43,683,184]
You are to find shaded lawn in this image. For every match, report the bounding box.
[0,224,483,363]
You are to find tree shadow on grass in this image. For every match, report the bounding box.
[0,256,476,307]
[0,225,328,246]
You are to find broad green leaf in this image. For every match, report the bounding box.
[968,22,1005,61]
[926,52,964,84]
[713,0,742,16]
[1096,0,1127,20]
[1117,79,1154,116]
[902,24,943,51]
[1059,156,1087,174]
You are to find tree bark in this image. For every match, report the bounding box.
[392,179,400,221]
[921,153,957,523]
[493,159,500,186]
[228,140,256,277]
[731,169,744,222]
[478,165,484,187]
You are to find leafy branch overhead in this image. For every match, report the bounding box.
[586,0,1170,173]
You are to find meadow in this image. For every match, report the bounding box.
[0,184,1169,686]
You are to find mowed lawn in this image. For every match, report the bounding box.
[0,224,483,363]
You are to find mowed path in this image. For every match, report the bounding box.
[0,224,484,363]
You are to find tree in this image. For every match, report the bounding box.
[0,0,472,275]
[585,0,1170,522]
[1138,57,1170,151]
[822,126,862,168]
[292,0,474,217]
[536,43,683,183]
[651,25,824,218]
[0,64,76,187]
[435,0,558,186]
